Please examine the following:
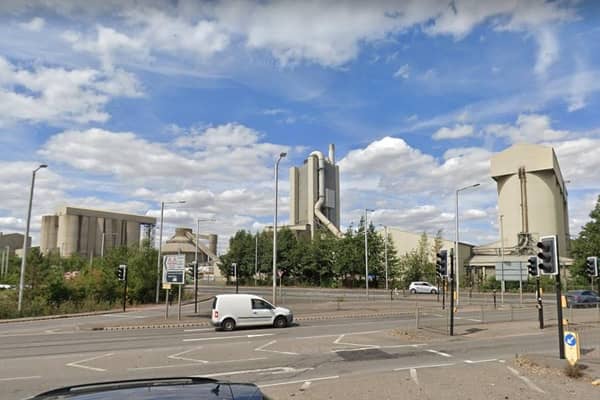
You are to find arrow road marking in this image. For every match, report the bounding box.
[426,349,452,358]
[168,347,209,364]
[66,353,114,372]
[196,366,314,378]
[258,375,339,388]
[255,340,298,355]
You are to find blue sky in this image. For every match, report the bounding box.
[0,1,599,253]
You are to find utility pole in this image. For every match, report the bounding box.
[18,164,47,312]
[194,219,199,314]
[273,152,286,304]
[383,225,389,291]
[449,248,455,336]
[364,208,374,297]
[255,233,258,287]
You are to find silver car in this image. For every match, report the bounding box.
[409,281,439,294]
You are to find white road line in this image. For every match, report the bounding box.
[294,329,383,340]
[381,344,426,349]
[128,357,268,371]
[66,353,114,372]
[409,368,419,385]
[197,366,314,378]
[184,328,213,332]
[259,375,339,388]
[507,366,545,394]
[394,363,455,371]
[168,347,208,364]
[426,349,452,358]
[464,359,498,364]
[183,333,273,342]
[0,376,42,382]
[255,340,299,355]
[332,347,379,353]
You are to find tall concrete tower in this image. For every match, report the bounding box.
[491,143,570,257]
[289,144,342,239]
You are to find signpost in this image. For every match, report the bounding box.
[564,331,580,366]
[163,254,186,320]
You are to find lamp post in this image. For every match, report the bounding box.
[194,217,215,313]
[155,200,186,303]
[272,152,287,304]
[455,183,480,306]
[380,225,389,291]
[364,208,374,297]
[18,164,47,312]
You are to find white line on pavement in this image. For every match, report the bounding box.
[426,349,452,358]
[183,328,213,332]
[464,359,498,364]
[128,357,269,371]
[168,347,208,364]
[0,376,42,382]
[507,366,545,394]
[409,368,419,385]
[197,366,314,378]
[255,340,298,355]
[294,329,383,340]
[332,347,379,353]
[66,353,114,372]
[394,363,455,371]
[259,375,339,388]
[183,333,273,342]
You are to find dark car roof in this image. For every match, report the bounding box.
[29,378,264,400]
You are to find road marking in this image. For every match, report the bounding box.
[183,333,273,342]
[507,366,545,394]
[66,353,114,372]
[259,375,339,388]
[294,329,383,340]
[409,368,419,385]
[197,366,314,378]
[455,317,482,322]
[300,381,311,391]
[255,340,299,355]
[332,347,379,353]
[129,357,268,371]
[394,363,455,371]
[426,349,452,358]
[184,328,213,332]
[381,344,426,349]
[168,347,208,364]
[464,359,497,364]
[0,376,42,382]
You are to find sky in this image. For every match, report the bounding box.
[1,0,599,254]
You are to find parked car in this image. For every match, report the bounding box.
[409,281,438,294]
[211,294,293,331]
[29,377,268,399]
[565,290,600,308]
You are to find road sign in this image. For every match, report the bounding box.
[564,331,580,366]
[163,254,186,284]
[494,262,528,281]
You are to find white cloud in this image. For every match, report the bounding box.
[552,137,600,189]
[174,123,261,148]
[0,57,142,126]
[433,124,474,140]
[19,17,45,32]
[484,113,569,143]
[533,27,559,77]
[393,64,410,79]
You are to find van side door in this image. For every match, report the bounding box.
[251,298,275,326]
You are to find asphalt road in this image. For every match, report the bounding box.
[2,307,599,400]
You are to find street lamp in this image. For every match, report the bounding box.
[364,208,374,297]
[155,200,186,303]
[499,214,505,305]
[18,164,47,312]
[455,183,480,306]
[194,217,216,313]
[378,224,389,291]
[272,152,287,304]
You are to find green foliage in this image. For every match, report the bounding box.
[570,194,600,286]
[1,243,158,319]
[219,218,397,289]
[396,232,436,287]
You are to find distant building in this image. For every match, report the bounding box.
[0,232,31,256]
[40,207,156,258]
[288,144,342,239]
[161,227,222,282]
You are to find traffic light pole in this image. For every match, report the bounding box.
[536,276,544,329]
[194,263,199,314]
[555,263,565,359]
[442,277,445,310]
[236,264,239,294]
[122,267,128,313]
[449,249,455,336]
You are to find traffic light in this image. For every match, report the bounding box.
[536,235,558,276]
[436,250,448,277]
[230,263,237,277]
[186,264,196,279]
[116,265,127,281]
[527,256,538,277]
[586,256,599,277]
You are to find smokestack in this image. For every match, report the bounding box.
[328,144,335,164]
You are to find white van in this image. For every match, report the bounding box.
[211,294,293,331]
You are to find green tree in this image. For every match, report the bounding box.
[570,195,600,286]
[398,232,435,287]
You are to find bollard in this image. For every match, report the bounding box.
[415,306,420,330]
[493,290,497,309]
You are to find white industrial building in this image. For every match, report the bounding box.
[40,207,156,258]
[288,144,342,239]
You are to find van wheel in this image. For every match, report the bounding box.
[410,289,417,294]
[222,318,236,331]
[430,289,437,294]
[274,316,287,329]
